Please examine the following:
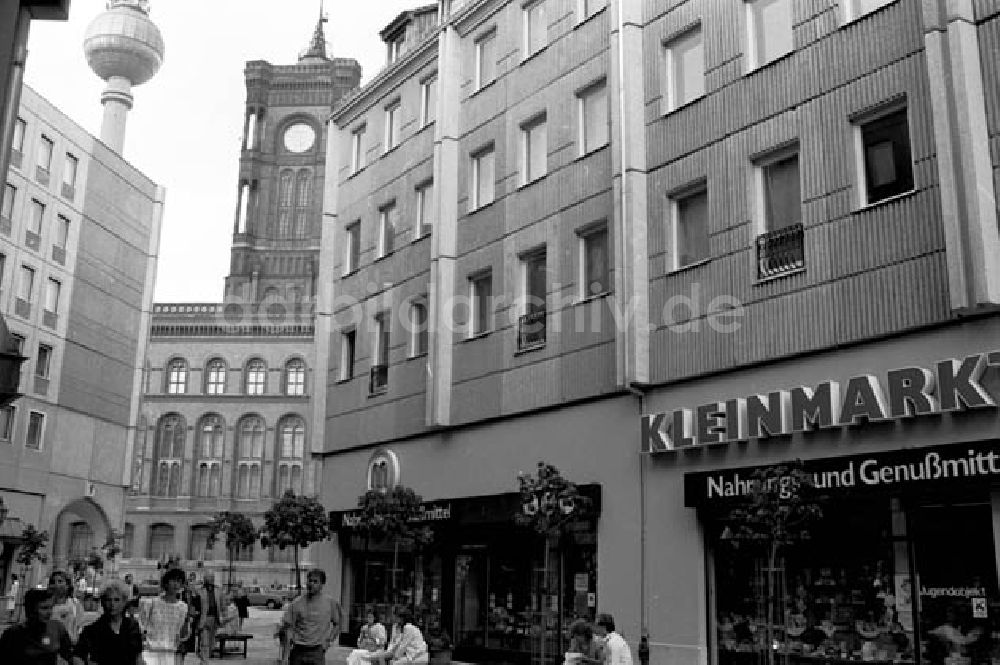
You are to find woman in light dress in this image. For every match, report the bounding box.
[374,607,428,665]
[346,608,389,665]
[49,569,84,643]
[137,568,191,665]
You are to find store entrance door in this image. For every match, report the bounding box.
[913,502,999,665]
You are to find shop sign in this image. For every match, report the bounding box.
[643,351,1000,453]
[336,503,452,529]
[684,439,1000,507]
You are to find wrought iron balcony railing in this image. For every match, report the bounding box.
[518,307,546,351]
[369,364,388,394]
[756,222,805,280]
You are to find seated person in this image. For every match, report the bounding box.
[216,595,240,636]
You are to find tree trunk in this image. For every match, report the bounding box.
[766,543,778,665]
[228,543,235,592]
[540,535,549,665]
[294,545,301,592]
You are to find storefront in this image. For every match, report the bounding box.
[639,320,1000,665]
[331,487,601,665]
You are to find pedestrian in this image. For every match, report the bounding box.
[49,569,85,643]
[193,571,226,664]
[73,578,143,665]
[136,567,192,665]
[6,573,18,620]
[564,619,605,665]
[346,607,388,665]
[374,606,427,665]
[0,587,74,664]
[233,586,250,631]
[278,569,342,665]
[595,614,632,665]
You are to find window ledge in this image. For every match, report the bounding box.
[575,291,613,306]
[517,173,548,191]
[753,267,805,286]
[574,6,607,29]
[417,121,435,134]
[852,189,918,214]
[668,257,712,275]
[743,50,794,78]
[515,343,546,356]
[840,1,898,28]
[575,143,609,162]
[520,45,548,66]
[347,165,367,180]
[342,267,361,278]
[469,198,498,215]
[407,352,429,360]
[335,376,354,385]
[382,144,401,158]
[470,79,497,99]
[462,331,492,343]
[662,93,705,118]
[373,250,395,263]
[411,232,431,245]
[368,387,388,398]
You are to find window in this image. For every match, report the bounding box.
[524,1,547,58]
[166,359,187,394]
[123,524,134,558]
[409,299,429,357]
[388,33,405,64]
[12,117,25,154]
[0,254,5,292]
[55,215,70,249]
[519,251,547,349]
[760,151,801,231]
[384,101,401,152]
[44,278,60,314]
[351,125,366,174]
[28,199,44,235]
[416,181,433,238]
[341,329,356,381]
[199,416,224,459]
[154,415,184,497]
[19,265,35,302]
[37,135,53,172]
[69,522,94,559]
[844,0,895,22]
[246,359,266,395]
[858,106,913,205]
[189,526,215,560]
[285,358,305,395]
[371,313,390,393]
[63,153,78,193]
[378,203,396,258]
[280,418,305,458]
[238,417,265,459]
[580,0,606,20]
[672,188,710,269]
[475,31,497,90]
[664,26,705,111]
[344,221,361,274]
[470,271,493,337]
[420,75,437,127]
[2,184,14,220]
[578,80,609,154]
[9,334,24,355]
[745,0,794,71]
[205,359,226,394]
[521,114,547,185]
[25,411,44,449]
[148,524,174,561]
[472,145,495,209]
[35,344,51,378]
[579,224,610,298]
[0,405,15,442]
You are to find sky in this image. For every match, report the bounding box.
[23,0,423,302]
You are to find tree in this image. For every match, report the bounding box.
[260,491,330,592]
[352,485,434,611]
[718,461,823,665]
[206,512,259,591]
[14,524,49,620]
[514,462,593,665]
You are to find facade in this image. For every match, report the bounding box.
[315,4,1000,665]
[121,18,362,588]
[0,83,163,589]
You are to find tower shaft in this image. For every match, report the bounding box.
[99,75,133,153]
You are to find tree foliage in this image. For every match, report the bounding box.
[514,461,593,536]
[206,512,258,554]
[260,491,331,589]
[353,485,433,546]
[15,524,49,567]
[102,528,123,562]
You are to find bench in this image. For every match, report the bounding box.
[215,633,253,659]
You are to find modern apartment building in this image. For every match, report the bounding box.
[0,83,163,589]
[316,3,1000,665]
[120,17,362,587]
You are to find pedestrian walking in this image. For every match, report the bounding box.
[193,571,226,664]
[278,569,342,665]
[0,587,74,665]
[595,614,632,665]
[6,573,19,620]
[233,586,250,631]
[123,573,140,616]
[136,568,192,665]
[49,569,85,643]
[73,578,143,665]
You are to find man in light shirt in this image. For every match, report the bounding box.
[280,569,342,665]
[595,613,633,665]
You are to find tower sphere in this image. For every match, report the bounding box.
[83,0,164,86]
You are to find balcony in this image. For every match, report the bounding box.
[369,364,388,395]
[756,222,805,280]
[518,307,547,351]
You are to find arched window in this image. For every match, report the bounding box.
[205,359,226,395]
[278,465,291,495]
[366,449,399,491]
[199,415,225,460]
[154,414,185,497]
[245,359,266,395]
[291,465,302,494]
[69,521,93,559]
[189,525,216,561]
[166,358,187,394]
[278,170,294,237]
[198,463,211,497]
[279,417,305,458]
[148,524,174,560]
[123,523,135,558]
[285,359,305,396]
[237,416,264,499]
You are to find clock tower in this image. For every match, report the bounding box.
[225,12,361,306]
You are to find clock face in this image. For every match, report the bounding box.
[283,123,316,153]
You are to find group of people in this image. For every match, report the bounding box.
[564,615,633,665]
[345,606,431,665]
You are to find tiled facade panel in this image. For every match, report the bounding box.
[975,0,1000,20]
[980,12,1000,203]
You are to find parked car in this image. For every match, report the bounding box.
[137,580,161,597]
[245,585,286,609]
